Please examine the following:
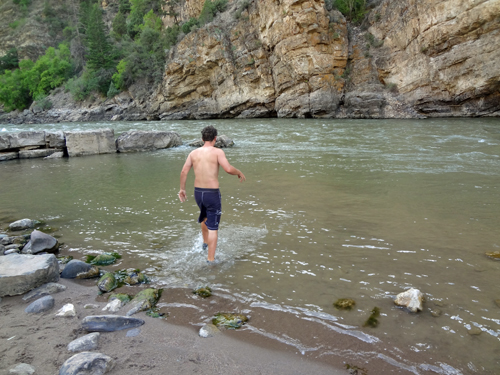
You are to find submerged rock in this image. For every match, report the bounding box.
[333,298,356,310]
[59,352,114,375]
[394,288,424,312]
[485,251,500,260]
[82,315,144,332]
[125,288,162,316]
[9,219,35,231]
[87,252,121,266]
[212,313,248,329]
[193,286,212,298]
[97,273,118,293]
[363,307,381,328]
[199,323,221,338]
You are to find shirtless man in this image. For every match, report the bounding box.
[178,126,246,263]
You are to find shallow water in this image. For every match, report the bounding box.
[1,118,500,373]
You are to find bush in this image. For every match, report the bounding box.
[181,17,199,34]
[107,82,120,98]
[199,0,228,26]
[0,48,19,74]
[334,0,366,23]
[33,96,53,111]
[112,12,127,37]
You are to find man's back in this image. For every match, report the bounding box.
[190,146,221,189]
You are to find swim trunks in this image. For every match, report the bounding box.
[194,187,222,231]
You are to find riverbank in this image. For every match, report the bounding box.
[0,278,345,375]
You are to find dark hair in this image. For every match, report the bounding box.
[201,126,217,142]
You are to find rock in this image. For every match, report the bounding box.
[102,299,123,312]
[333,298,356,310]
[28,229,59,254]
[0,244,4,255]
[9,219,35,231]
[22,282,66,301]
[8,363,35,375]
[20,241,31,254]
[88,252,120,266]
[0,254,59,297]
[56,303,76,317]
[199,323,221,338]
[212,313,248,329]
[45,131,65,148]
[5,131,45,149]
[468,327,482,336]
[188,135,234,148]
[84,304,100,309]
[64,129,116,157]
[394,288,424,312]
[125,288,162,316]
[116,130,182,152]
[495,299,500,309]
[60,260,96,279]
[193,286,212,298]
[82,315,145,332]
[59,352,114,375]
[44,151,64,159]
[97,273,117,293]
[126,328,140,337]
[485,251,500,260]
[25,295,55,313]
[19,149,61,159]
[0,152,18,161]
[4,246,21,255]
[430,309,442,317]
[67,333,100,352]
[76,265,100,279]
[123,270,147,285]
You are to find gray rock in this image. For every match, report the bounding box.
[116,130,182,153]
[46,131,66,148]
[25,295,55,313]
[64,129,116,157]
[55,303,76,317]
[188,135,234,148]
[8,363,35,375]
[6,131,45,149]
[199,323,221,338]
[126,328,140,337]
[4,248,21,255]
[0,152,18,161]
[59,352,114,375]
[0,254,59,297]
[21,241,31,254]
[44,151,64,159]
[19,149,60,159]
[0,236,12,245]
[60,260,94,279]
[5,244,21,251]
[68,332,100,352]
[29,229,59,254]
[0,244,5,255]
[22,282,67,301]
[82,315,145,332]
[0,134,10,150]
[9,219,35,231]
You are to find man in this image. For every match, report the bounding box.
[178,126,246,263]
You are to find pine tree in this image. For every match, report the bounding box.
[86,4,113,71]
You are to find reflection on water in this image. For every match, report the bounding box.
[1,118,500,373]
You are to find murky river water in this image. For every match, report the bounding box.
[1,118,499,374]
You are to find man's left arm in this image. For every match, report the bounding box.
[218,150,246,182]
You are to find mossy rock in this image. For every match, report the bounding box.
[87,252,122,266]
[333,298,355,310]
[485,251,500,260]
[76,265,100,279]
[193,286,212,298]
[98,272,118,293]
[126,288,163,316]
[212,313,248,329]
[123,271,148,285]
[364,307,380,328]
[109,293,131,304]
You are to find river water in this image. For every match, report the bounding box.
[1,118,499,374]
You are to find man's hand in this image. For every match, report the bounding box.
[178,189,187,202]
[237,172,246,183]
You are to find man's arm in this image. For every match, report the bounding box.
[217,150,246,182]
[179,153,193,202]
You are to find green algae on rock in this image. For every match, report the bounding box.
[126,288,163,316]
[76,265,100,279]
[193,286,212,298]
[364,307,381,328]
[109,293,131,304]
[485,251,500,260]
[333,298,356,310]
[212,313,248,329]
[97,272,118,293]
[86,252,122,266]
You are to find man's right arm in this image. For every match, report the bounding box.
[179,153,193,202]
[218,150,246,182]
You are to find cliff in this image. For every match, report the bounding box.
[1,0,499,123]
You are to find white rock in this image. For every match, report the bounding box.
[394,288,424,312]
[102,299,122,312]
[199,323,221,338]
[9,363,35,375]
[56,303,76,317]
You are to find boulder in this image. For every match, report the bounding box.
[82,315,144,332]
[27,230,59,254]
[64,129,116,157]
[67,333,100,352]
[9,219,35,231]
[394,288,424,312]
[25,295,55,313]
[60,260,96,279]
[22,282,66,301]
[45,131,65,148]
[19,149,61,159]
[115,130,182,152]
[0,254,59,297]
[6,131,45,149]
[59,352,114,375]
[0,152,18,161]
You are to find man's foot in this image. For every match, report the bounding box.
[202,243,208,251]
[206,259,219,265]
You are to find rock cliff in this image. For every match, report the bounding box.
[1,0,498,123]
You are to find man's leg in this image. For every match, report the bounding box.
[201,218,208,248]
[207,229,218,262]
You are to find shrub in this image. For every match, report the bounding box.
[0,48,19,73]
[112,12,127,37]
[33,95,53,111]
[199,0,228,26]
[107,82,120,98]
[334,0,366,23]
[181,17,199,34]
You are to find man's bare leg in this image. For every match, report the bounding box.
[207,229,218,262]
[201,219,208,248]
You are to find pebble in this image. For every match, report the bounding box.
[126,328,141,337]
[8,363,35,375]
[56,303,76,317]
[468,327,482,336]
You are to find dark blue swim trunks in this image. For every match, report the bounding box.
[194,187,222,230]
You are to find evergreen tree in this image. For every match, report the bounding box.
[86,4,113,71]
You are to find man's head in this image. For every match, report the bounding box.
[201,126,217,142]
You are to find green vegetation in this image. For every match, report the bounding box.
[333,0,367,23]
[0,48,19,74]
[363,306,380,327]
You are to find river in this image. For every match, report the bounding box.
[1,118,499,374]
